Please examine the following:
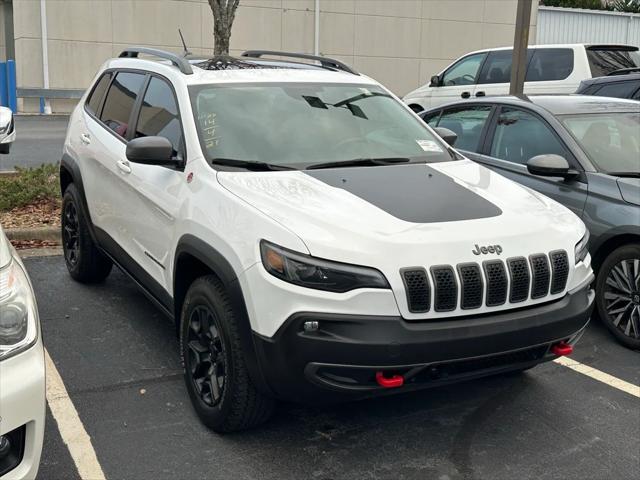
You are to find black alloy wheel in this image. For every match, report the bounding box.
[62,200,80,267]
[603,258,640,340]
[186,305,227,407]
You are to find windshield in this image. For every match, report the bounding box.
[189,83,453,169]
[560,112,640,174]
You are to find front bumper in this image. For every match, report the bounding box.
[0,341,46,480]
[252,285,595,403]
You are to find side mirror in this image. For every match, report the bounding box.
[527,154,578,179]
[126,136,178,167]
[429,75,441,87]
[434,127,458,146]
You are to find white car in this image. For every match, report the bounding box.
[0,227,45,479]
[61,48,595,432]
[404,44,640,111]
[0,107,15,154]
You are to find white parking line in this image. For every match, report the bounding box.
[45,349,107,480]
[554,356,640,398]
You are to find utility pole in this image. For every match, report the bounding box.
[510,0,533,96]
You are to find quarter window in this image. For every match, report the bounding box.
[592,81,640,99]
[526,49,574,82]
[441,53,487,86]
[135,77,184,158]
[86,73,112,116]
[490,108,566,165]
[100,72,146,139]
[435,106,492,152]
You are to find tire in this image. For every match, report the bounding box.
[61,184,113,283]
[595,244,640,350]
[0,143,10,154]
[180,275,275,432]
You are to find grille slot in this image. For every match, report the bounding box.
[530,254,550,299]
[457,263,483,309]
[507,257,530,303]
[401,268,430,313]
[483,260,508,306]
[430,266,458,312]
[550,250,569,294]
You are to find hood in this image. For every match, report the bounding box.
[217,160,584,269]
[617,177,640,206]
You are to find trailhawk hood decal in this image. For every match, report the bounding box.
[217,160,583,265]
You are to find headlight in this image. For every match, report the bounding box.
[260,240,390,293]
[0,259,38,360]
[574,231,590,265]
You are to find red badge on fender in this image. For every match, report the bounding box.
[187,172,194,183]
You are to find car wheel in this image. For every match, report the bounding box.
[595,244,640,350]
[180,275,275,432]
[61,184,113,283]
[0,144,10,154]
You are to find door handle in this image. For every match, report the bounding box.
[461,91,471,99]
[116,159,132,174]
[80,133,91,145]
[476,91,486,97]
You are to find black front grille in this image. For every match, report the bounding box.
[507,257,530,303]
[530,254,550,299]
[483,260,508,306]
[550,250,569,294]
[402,268,430,313]
[431,266,458,312]
[458,263,483,309]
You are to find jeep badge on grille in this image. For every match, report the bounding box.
[472,244,503,255]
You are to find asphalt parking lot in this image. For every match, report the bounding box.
[0,115,68,171]
[22,253,639,480]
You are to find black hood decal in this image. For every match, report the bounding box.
[304,164,502,224]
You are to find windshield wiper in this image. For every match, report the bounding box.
[306,157,411,170]
[606,171,640,178]
[211,158,295,171]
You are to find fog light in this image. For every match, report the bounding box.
[0,436,9,459]
[303,320,319,332]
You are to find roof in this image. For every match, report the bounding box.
[426,95,640,116]
[112,48,378,87]
[579,72,640,87]
[458,43,638,56]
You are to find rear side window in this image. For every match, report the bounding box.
[526,49,574,82]
[100,72,146,139]
[477,50,533,85]
[592,80,640,99]
[86,73,112,116]
[587,48,640,77]
[135,77,184,158]
[435,106,492,152]
[490,107,566,165]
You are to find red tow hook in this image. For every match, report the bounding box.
[551,341,573,356]
[375,371,404,388]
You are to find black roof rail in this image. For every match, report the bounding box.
[241,50,358,75]
[606,67,640,76]
[119,47,193,75]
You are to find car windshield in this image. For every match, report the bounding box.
[560,112,640,174]
[189,83,453,169]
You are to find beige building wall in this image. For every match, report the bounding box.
[12,0,537,112]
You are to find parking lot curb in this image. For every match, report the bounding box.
[5,226,60,243]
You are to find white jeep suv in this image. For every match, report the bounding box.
[61,48,595,432]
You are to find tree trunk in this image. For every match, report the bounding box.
[208,0,240,56]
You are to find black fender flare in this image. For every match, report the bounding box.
[60,153,99,244]
[174,235,274,397]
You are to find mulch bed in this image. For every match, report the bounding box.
[10,239,61,250]
[0,198,61,229]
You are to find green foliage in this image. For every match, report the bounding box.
[609,0,640,12]
[541,0,611,9]
[0,164,59,211]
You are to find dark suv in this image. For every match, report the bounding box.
[421,95,640,349]
[577,71,640,101]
